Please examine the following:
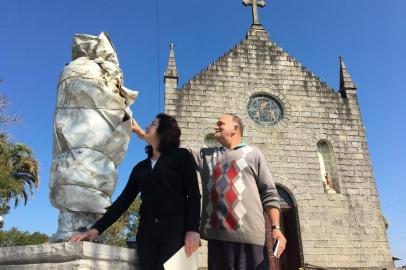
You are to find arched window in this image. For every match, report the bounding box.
[317,140,338,193]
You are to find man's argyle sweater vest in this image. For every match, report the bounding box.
[191,144,280,245]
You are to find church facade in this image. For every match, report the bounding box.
[163,4,393,269]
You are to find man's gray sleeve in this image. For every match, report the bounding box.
[254,149,280,210]
[185,147,202,171]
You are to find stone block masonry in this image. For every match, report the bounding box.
[0,242,138,270]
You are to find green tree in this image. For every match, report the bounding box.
[0,227,48,247]
[97,196,141,247]
[0,134,39,213]
[0,87,40,223]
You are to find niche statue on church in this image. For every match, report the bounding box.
[317,140,338,194]
[49,32,138,241]
[324,172,337,194]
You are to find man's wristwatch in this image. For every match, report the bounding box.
[271,225,281,231]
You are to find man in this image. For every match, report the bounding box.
[192,114,286,270]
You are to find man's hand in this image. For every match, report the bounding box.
[265,207,287,258]
[131,118,145,139]
[184,231,200,257]
[271,229,286,258]
[69,228,99,242]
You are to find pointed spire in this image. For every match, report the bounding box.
[339,56,357,98]
[164,43,178,82]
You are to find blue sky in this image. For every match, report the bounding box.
[1,0,405,266]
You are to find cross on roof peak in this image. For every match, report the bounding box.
[243,0,266,25]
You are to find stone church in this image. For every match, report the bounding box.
[163,1,393,270]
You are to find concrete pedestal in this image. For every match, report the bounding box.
[0,242,139,270]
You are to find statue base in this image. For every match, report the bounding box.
[0,242,139,270]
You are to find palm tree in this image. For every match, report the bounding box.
[0,134,39,214]
[0,83,39,224]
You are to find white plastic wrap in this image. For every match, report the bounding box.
[50,32,138,241]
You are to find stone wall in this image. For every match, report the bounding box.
[0,242,138,270]
[0,242,208,270]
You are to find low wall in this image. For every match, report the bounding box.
[0,241,208,270]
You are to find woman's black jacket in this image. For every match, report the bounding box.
[92,148,201,235]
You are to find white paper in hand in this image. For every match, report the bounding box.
[163,246,199,270]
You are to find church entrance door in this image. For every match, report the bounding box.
[267,186,302,270]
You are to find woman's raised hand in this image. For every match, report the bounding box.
[131,118,146,139]
[69,228,99,242]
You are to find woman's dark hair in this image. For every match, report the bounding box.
[145,113,181,157]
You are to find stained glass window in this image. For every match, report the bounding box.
[247,95,283,126]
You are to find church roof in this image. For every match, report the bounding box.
[180,24,336,95]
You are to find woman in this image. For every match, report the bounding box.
[70,113,201,270]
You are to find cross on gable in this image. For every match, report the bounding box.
[242,0,266,25]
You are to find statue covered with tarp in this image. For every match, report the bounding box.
[50,32,138,241]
